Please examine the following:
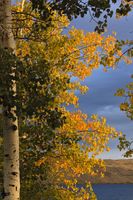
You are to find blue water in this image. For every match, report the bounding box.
[93,184,133,200]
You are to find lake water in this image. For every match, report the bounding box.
[93,184,133,200]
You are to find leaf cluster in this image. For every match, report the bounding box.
[116,0,133,18]
[115,75,133,158]
[118,134,133,157]
[31,0,133,33]
[0,48,23,118]
[115,75,133,120]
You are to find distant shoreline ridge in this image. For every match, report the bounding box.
[94,159,133,184]
[81,159,133,184]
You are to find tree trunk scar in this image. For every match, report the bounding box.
[11,172,18,176]
[9,184,15,187]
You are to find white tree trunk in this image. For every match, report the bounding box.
[0,0,20,199]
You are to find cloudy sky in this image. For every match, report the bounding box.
[69,8,133,159]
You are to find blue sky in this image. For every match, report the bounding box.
[70,9,133,159]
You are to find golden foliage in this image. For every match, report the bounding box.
[13,2,126,199]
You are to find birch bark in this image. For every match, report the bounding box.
[0,0,20,199]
